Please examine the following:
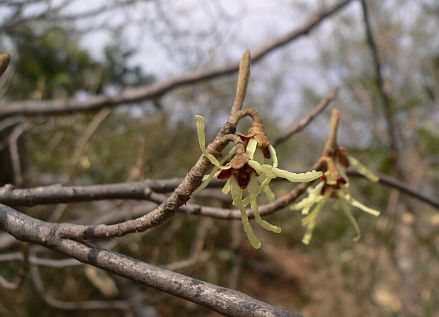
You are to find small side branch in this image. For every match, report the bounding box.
[273,88,338,146]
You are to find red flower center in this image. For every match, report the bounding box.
[217,164,257,189]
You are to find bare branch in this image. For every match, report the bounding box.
[1,170,437,210]
[273,88,338,146]
[0,252,82,268]
[0,203,303,317]
[348,170,439,210]
[0,0,354,119]
[360,0,399,163]
[8,123,28,187]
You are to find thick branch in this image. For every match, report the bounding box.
[0,0,353,119]
[0,203,302,317]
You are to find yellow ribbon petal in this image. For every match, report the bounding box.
[339,190,381,217]
[248,176,281,233]
[230,177,261,249]
[291,182,324,211]
[194,147,236,193]
[271,168,322,183]
[195,115,222,167]
[301,194,329,244]
[246,138,258,160]
[336,198,361,242]
[268,145,278,168]
[348,155,379,182]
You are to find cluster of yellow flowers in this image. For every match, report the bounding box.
[195,114,381,248]
[291,156,380,244]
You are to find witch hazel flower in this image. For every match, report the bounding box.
[195,113,322,249]
[291,109,381,245]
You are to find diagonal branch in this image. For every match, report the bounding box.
[53,50,254,240]
[0,203,302,317]
[0,0,354,119]
[273,88,338,146]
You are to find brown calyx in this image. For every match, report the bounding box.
[229,151,249,169]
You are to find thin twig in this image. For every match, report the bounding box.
[0,243,29,289]
[30,263,131,311]
[347,170,439,209]
[8,123,28,187]
[325,108,340,153]
[361,2,421,314]
[273,88,338,146]
[0,252,82,268]
[231,50,251,114]
[360,0,399,163]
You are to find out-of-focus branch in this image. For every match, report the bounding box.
[8,123,28,187]
[273,88,338,146]
[361,1,421,315]
[0,0,354,119]
[0,252,82,268]
[0,204,302,317]
[360,0,399,163]
[1,169,438,210]
[0,243,29,289]
[30,264,132,312]
[0,0,142,33]
[347,170,439,209]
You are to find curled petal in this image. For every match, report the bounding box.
[248,176,281,233]
[336,200,361,242]
[222,178,232,194]
[253,148,265,164]
[195,115,222,167]
[262,182,276,202]
[268,145,278,168]
[194,170,219,194]
[246,138,258,160]
[195,147,236,193]
[301,193,330,244]
[348,156,379,182]
[291,182,325,211]
[230,177,261,249]
[338,190,380,217]
[247,159,263,174]
[270,167,322,183]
